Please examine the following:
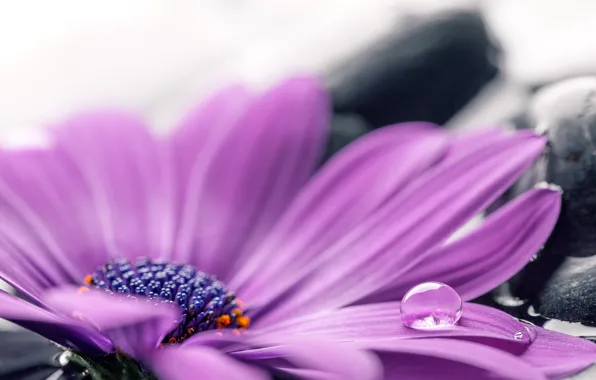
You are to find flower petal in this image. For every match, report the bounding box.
[0,148,94,290]
[45,288,178,357]
[168,85,252,197]
[180,332,382,380]
[362,187,561,304]
[520,325,596,380]
[253,130,545,324]
[168,85,252,257]
[150,346,268,380]
[232,337,382,380]
[0,291,110,353]
[50,111,172,264]
[366,339,546,380]
[231,122,448,297]
[260,302,535,354]
[0,232,51,301]
[173,77,329,280]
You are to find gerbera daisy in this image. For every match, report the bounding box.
[0,77,594,380]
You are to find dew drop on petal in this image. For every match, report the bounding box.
[400,282,463,330]
[514,325,536,343]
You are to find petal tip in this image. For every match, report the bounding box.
[534,181,563,194]
[274,75,327,97]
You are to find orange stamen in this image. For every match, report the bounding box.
[236,315,250,329]
[84,275,93,285]
[231,308,243,317]
[216,315,231,329]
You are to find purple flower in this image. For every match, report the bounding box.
[0,76,593,380]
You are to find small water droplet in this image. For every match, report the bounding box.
[513,326,536,343]
[400,282,462,330]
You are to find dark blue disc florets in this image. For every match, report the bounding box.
[82,257,249,344]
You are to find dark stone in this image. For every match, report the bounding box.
[493,77,596,323]
[537,256,596,326]
[323,113,371,160]
[328,11,499,128]
[0,329,65,380]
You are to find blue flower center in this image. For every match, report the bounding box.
[81,257,249,344]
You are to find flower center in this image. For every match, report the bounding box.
[80,257,249,344]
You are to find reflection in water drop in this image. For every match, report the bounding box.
[401,282,462,330]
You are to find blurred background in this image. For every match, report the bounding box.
[2,0,596,138]
[3,0,596,378]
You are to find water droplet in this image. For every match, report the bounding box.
[513,326,536,343]
[400,282,462,330]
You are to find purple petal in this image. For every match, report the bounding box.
[168,85,252,260]
[362,187,561,304]
[520,325,596,379]
[45,287,178,357]
[51,111,173,264]
[443,128,512,159]
[231,337,382,380]
[0,233,52,301]
[259,302,535,354]
[231,122,448,299]
[168,85,252,192]
[252,130,545,324]
[180,331,382,380]
[151,346,268,380]
[0,148,94,290]
[367,339,546,380]
[173,76,329,280]
[0,290,110,353]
